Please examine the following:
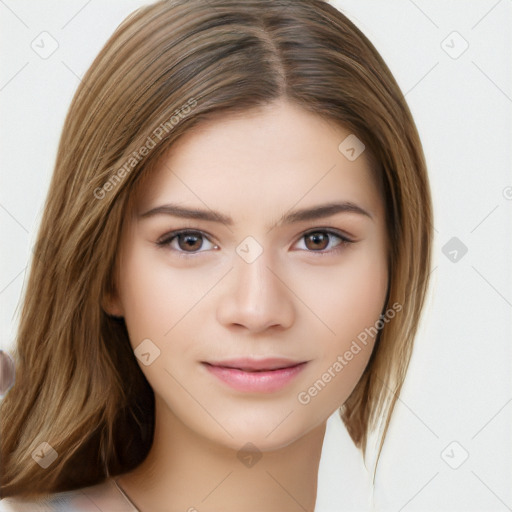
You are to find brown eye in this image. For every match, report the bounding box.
[177,232,203,252]
[294,229,352,254]
[157,230,218,254]
[304,232,330,251]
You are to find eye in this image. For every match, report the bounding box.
[156,230,218,254]
[293,229,353,253]
[156,228,353,257]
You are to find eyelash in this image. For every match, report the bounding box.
[156,228,354,259]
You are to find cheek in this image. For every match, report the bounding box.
[118,243,206,344]
[116,246,199,396]
[117,243,224,388]
[117,264,167,347]
[293,246,388,406]
[294,247,388,344]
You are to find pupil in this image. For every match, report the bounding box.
[180,234,201,251]
[306,232,328,250]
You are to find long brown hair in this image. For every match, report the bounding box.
[0,0,432,497]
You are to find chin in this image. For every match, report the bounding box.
[207,415,324,453]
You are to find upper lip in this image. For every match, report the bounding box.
[203,357,307,372]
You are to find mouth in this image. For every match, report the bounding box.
[201,358,308,393]
[203,357,307,372]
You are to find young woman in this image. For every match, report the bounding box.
[0,0,433,510]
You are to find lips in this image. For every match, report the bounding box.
[201,357,309,393]
[203,357,306,372]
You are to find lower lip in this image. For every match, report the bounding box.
[202,362,307,393]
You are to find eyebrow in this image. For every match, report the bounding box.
[138,201,373,227]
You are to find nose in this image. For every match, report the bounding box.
[215,251,295,334]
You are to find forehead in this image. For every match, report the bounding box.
[133,101,383,221]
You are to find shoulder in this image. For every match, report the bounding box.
[0,478,137,511]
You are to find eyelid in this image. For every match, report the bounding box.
[156,227,355,258]
[298,227,354,244]
[156,228,213,245]
[291,227,354,255]
[156,229,218,257]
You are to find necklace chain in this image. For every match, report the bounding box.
[113,478,141,511]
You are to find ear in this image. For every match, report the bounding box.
[101,289,124,318]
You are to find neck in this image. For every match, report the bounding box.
[118,395,326,512]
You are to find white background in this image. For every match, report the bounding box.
[1,1,511,510]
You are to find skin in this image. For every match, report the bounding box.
[105,99,389,512]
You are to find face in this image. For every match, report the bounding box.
[107,100,388,452]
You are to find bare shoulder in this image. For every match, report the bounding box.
[0,478,137,511]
